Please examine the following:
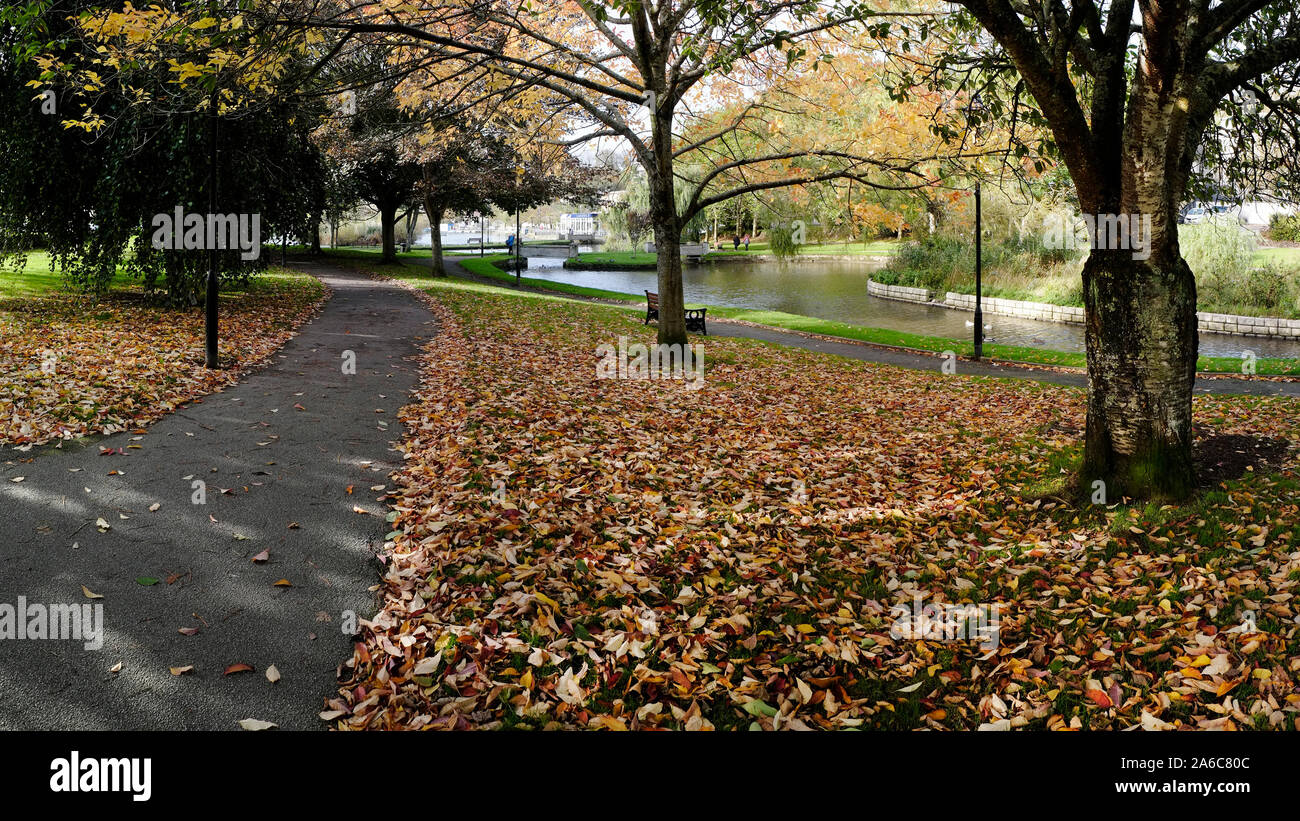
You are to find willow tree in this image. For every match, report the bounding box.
[885,0,1300,499]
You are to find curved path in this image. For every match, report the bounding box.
[0,261,435,729]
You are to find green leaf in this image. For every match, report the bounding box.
[136,577,159,586]
[742,699,778,718]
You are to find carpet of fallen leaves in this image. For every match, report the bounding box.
[330,279,1300,731]
[0,271,327,447]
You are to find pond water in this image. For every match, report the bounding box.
[521,255,1300,360]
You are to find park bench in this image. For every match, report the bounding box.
[645,291,707,334]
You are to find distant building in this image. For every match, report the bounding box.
[559,212,600,235]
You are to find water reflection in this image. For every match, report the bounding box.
[520,255,1299,359]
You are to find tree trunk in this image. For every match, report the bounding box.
[648,106,686,345]
[380,204,397,263]
[1077,32,1200,501]
[649,172,687,345]
[1081,248,1198,500]
[424,200,446,277]
[309,215,322,255]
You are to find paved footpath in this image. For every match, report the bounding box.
[0,261,436,730]
[433,256,1300,398]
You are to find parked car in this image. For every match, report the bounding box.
[1179,201,1242,224]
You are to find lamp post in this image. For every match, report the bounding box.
[965,92,988,362]
[514,165,523,285]
[974,181,983,360]
[204,0,220,369]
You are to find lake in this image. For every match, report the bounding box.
[519,255,1300,359]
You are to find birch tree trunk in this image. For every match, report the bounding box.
[1081,24,1199,500]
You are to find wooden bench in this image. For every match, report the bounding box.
[644,291,707,334]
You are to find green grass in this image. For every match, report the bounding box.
[0,251,136,299]
[565,251,659,269]
[323,250,1300,376]
[1254,246,1300,266]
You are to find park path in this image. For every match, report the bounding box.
[431,256,1300,398]
[0,261,436,730]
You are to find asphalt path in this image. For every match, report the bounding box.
[0,261,435,730]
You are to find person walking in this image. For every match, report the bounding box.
[732,234,740,251]
[742,233,751,250]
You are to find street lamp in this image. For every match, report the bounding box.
[974,179,983,360]
[204,0,221,369]
[964,93,988,361]
[514,165,523,286]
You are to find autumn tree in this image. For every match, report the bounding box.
[265,1,933,344]
[871,0,1300,499]
[16,0,338,367]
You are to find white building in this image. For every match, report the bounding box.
[559,212,600,235]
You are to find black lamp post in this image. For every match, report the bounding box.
[965,93,988,361]
[204,1,221,369]
[974,180,983,360]
[514,166,523,285]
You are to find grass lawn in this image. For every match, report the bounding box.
[0,251,137,300]
[406,252,1300,376]
[1254,246,1300,266]
[328,254,1300,731]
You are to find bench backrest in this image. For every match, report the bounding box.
[645,291,659,307]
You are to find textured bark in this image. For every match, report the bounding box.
[649,177,686,345]
[1076,8,1199,500]
[379,205,397,264]
[1081,250,1198,499]
[424,200,446,277]
[649,106,686,346]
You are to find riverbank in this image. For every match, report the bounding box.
[454,253,1300,376]
[878,234,1300,320]
[565,240,901,269]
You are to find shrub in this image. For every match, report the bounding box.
[1181,218,1257,282]
[1268,213,1300,243]
[874,235,1083,304]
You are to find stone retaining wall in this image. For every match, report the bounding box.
[866,280,934,304]
[1200,312,1300,338]
[944,292,1084,325]
[867,278,1300,339]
